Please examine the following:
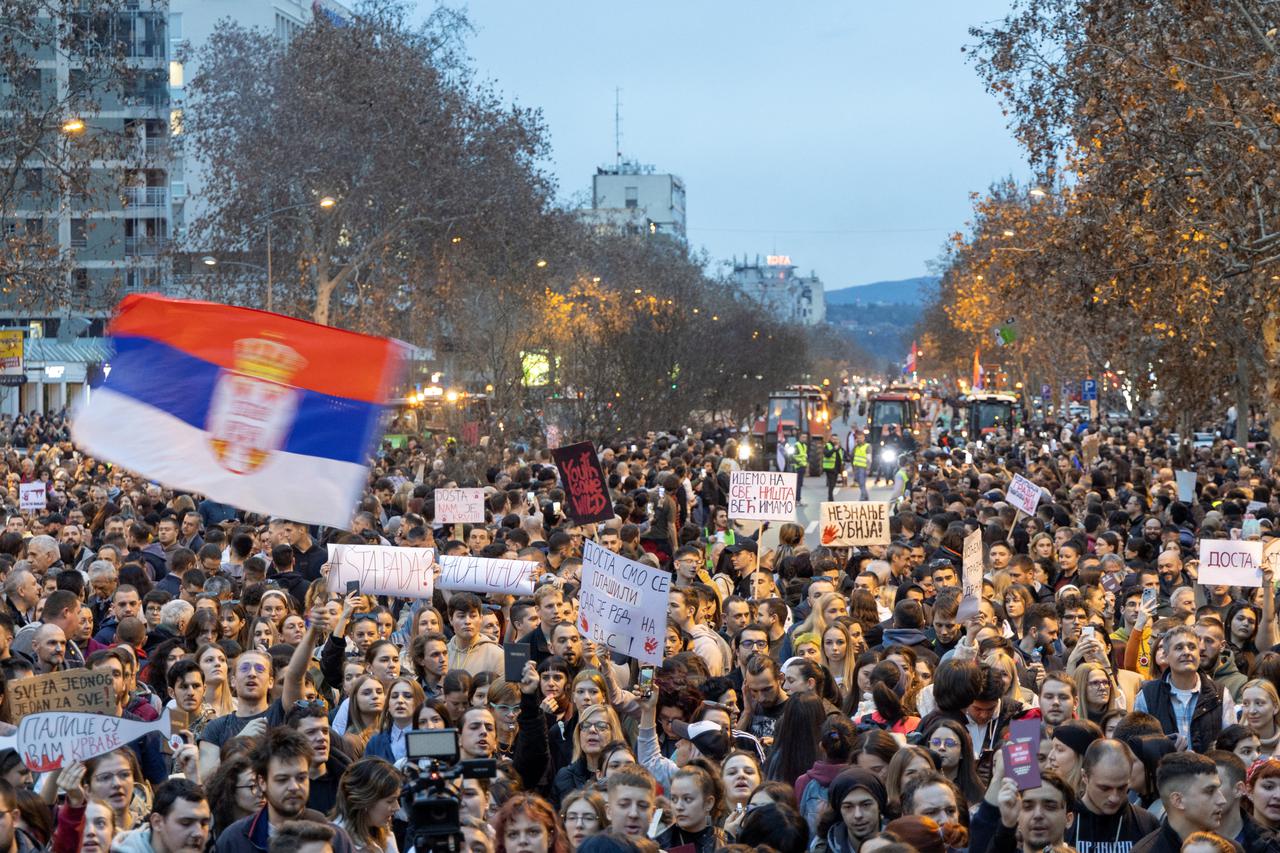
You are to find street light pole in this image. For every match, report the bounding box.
[266,218,273,314]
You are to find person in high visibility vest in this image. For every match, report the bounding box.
[821,432,843,501]
[793,433,809,506]
[890,453,916,508]
[850,430,870,500]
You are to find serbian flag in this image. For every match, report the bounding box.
[906,340,917,373]
[972,346,984,390]
[72,295,406,527]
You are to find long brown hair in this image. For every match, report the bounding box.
[494,793,569,853]
[333,758,402,851]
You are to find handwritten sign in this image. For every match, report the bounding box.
[18,482,45,512]
[551,442,613,524]
[728,471,797,521]
[9,668,115,720]
[0,708,171,772]
[1175,470,1197,503]
[1006,474,1043,516]
[434,488,486,525]
[962,528,983,598]
[818,501,890,547]
[438,554,536,596]
[326,545,436,599]
[1199,539,1264,588]
[579,540,669,665]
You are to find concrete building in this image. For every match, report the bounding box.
[579,159,686,240]
[728,255,826,326]
[0,1,349,416]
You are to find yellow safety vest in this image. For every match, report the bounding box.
[852,443,869,468]
[822,442,839,470]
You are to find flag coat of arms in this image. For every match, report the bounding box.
[72,295,405,527]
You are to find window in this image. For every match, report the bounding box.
[22,168,42,193]
[169,60,183,88]
[70,219,87,248]
[169,12,182,40]
[624,186,638,209]
[73,268,89,291]
[169,108,183,136]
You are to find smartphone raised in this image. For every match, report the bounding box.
[638,665,655,697]
[346,580,360,596]
[1142,587,1157,608]
[504,642,531,682]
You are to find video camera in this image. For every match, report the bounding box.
[399,729,497,853]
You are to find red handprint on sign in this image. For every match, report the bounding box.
[644,636,658,655]
[821,524,839,545]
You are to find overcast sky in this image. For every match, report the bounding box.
[428,1,1028,292]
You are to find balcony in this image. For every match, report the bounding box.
[124,186,167,208]
[124,235,168,256]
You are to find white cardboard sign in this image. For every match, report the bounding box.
[1174,470,1197,503]
[326,544,436,599]
[438,554,536,596]
[819,501,890,547]
[1006,474,1043,516]
[579,540,670,665]
[434,488,486,524]
[962,528,984,598]
[1199,539,1264,588]
[728,471,797,521]
[0,708,171,772]
[18,483,45,512]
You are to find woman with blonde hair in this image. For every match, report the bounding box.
[821,622,857,698]
[1074,661,1122,727]
[1030,532,1055,562]
[983,648,1038,709]
[343,674,386,753]
[552,702,624,805]
[1240,678,1280,755]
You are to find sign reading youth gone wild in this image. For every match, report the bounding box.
[1199,539,1264,588]
[551,442,613,524]
[327,544,436,599]
[728,471,797,521]
[579,540,670,665]
[819,501,890,547]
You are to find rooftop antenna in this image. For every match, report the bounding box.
[614,87,622,169]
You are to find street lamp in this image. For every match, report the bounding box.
[61,118,85,134]
[1029,186,1047,198]
[319,196,336,209]
[244,196,337,312]
[1002,229,1017,237]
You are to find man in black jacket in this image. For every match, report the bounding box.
[1130,753,1231,853]
[1209,749,1280,853]
[1133,625,1223,753]
[1069,739,1159,853]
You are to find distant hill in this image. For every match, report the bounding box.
[826,275,938,306]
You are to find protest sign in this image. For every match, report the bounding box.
[1006,474,1043,516]
[579,540,670,665]
[1199,539,1264,588]
[1265,538,1280,576]
[434,488,486,525]
[962,528,983,598]
[1003,739,1042,790]
[818,502,890,547]
[728,471,797,521]
[326,544,436,599]
[438,554,536,596]
[0,708,171,772]
[1175,470,1197,503]
[9,668,115,720]
[18,482,44,512]
[551,442,613,524]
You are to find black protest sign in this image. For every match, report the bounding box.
[550,441,613,524]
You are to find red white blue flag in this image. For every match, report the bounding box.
[72,295,406,527]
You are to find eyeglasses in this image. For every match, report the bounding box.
[92,770,132,784]
[929,737,959,750]
[293,699,327,712]
[350,613,378,624]
[563,814,598,825]
[491,704,520,715]
[237,662,267,675]
[739,640,767,650]
[235,784,260,792]
[580,721,611,733]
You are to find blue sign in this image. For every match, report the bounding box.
[1040,383,1051,400]
[1082,379,1098,401]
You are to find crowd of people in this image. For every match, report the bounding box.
[0,412,1277,853]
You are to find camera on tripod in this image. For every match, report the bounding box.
[400,729,497,853]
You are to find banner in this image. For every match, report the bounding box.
[18,482,45,512]
[1175,470,1197,503]
[434,488,486,525]
[0,330,22,379]
[0,708,170,772]
[1199,539,1264,588]
[551,441,613,524]
[962,528,983,598]
[71,294,406,528]
[9,668,115,720]
[728,471,797,521]
[579,540,670,665]
[326,544,436,599]
[438,554,536,596]
[1006,474,1043,516]
[819,501,890,547]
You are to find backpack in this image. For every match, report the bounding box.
[798,777,829,835]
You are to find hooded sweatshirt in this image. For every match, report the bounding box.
[447,632,503,677]
[880,627,940,666]
[1066,798,1159,853]
[795,760,851,834]
[689,624,732,675]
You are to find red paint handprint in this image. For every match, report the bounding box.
[821,524,839,545]
[644,636,658,655]
[580,614,590,633]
